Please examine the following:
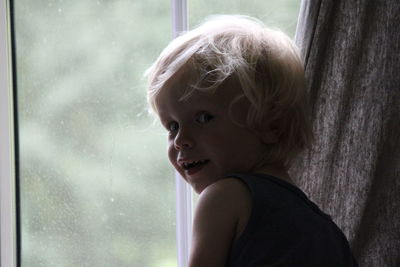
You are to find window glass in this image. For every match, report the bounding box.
[14,0,300,266]
[189,0,300,37]
[14,1,176,266]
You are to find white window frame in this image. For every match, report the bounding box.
[171,1,194,267]
[0,0,193,266]
[1,0,17,267]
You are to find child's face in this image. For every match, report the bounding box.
[155,79,268,194]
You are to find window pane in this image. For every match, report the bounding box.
[14,1,177,266]
[189,0,301,38]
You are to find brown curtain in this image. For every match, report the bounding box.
[290,0,400,266]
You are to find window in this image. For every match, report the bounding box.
[1,1,300,266]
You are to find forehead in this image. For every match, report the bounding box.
[154,74,243,114]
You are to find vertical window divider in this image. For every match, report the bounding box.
[175,172,193,267]
[0,0,17,267]
[171,0,188,37]
[171,1,192,266]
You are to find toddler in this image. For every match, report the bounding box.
[146,15,357,267]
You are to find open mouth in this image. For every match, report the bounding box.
[182,160,209,170]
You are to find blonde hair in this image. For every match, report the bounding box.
[146,15,313,167]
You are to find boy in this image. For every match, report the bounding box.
[146,15,357,267]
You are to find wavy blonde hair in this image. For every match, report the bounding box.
[145,15,313,167]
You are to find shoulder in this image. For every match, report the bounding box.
[198,177,251,210]
[196,177,252,239]
[189,178,251,266]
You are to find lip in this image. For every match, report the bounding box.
[185,161,209,176]
[177,158,209,176]
[177,158,206,166]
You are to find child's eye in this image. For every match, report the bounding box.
[196,112,214,124]
[167,121,179,132]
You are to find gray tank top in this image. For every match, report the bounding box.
[226,173,358,267]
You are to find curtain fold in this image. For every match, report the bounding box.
[291,0,400,266]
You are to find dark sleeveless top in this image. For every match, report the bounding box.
[226,173,358,267]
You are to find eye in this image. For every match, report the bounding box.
[166,121,179,132]
[196,112,214,124]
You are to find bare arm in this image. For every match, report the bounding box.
[188,178,251,267]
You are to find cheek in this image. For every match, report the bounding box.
[204,134,239,163]
[218,129,263,158]
[167,141,177,166]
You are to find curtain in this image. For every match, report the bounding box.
[291,0,400,266]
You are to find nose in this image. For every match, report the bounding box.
[174,128,194,150]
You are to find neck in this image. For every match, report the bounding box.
[255,164,295,186]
